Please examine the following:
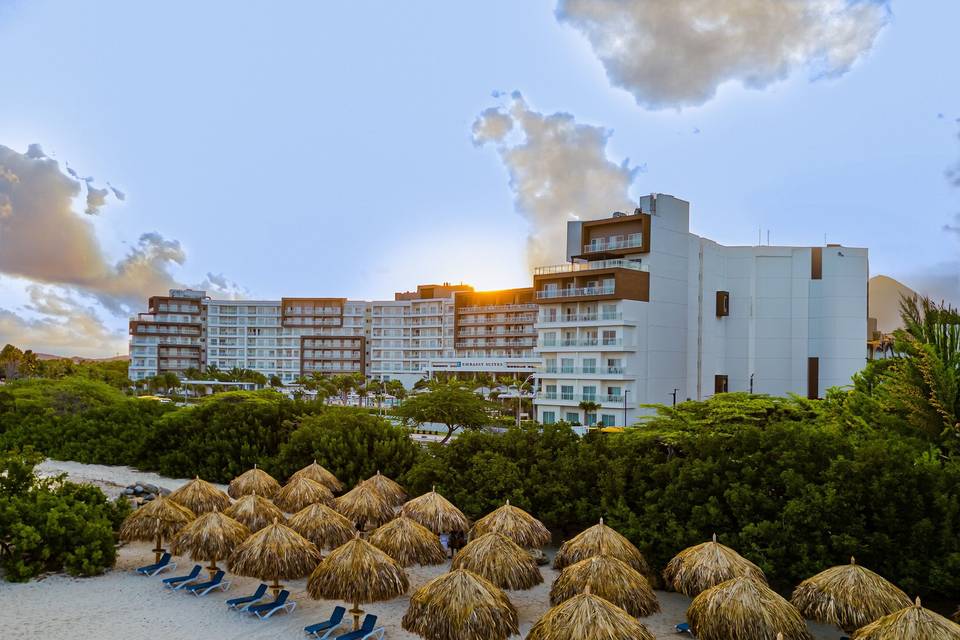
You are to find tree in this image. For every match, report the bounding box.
[578,400,601,425]
[395,380,492,444]
[385,379,407,407]
[367,379,386,412]
[269,374,283,388]
[0,344,24,381]
[331,374,357,406]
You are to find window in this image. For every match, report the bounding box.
[601,414,616,426]
[565,412,579,424]
[807,357,819,399]
[542,411,556,425]
[606,358,621,373]
[582,358,596,374]
[561,358,575,374]
[585,412,597,425]
[560,385,574,401]
[601,303,617,319]
[607,386,621,397]
[714,374,729,394]
[542,331,557,347]
[582,386,596,401]
[602,330,617,346]
[716,291,730,317]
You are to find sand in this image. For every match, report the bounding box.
[3,460,843,640]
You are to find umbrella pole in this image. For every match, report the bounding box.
[270,578,283,598]
[153,533,163,564]
[350,601,364,630]
[207,557,218,581]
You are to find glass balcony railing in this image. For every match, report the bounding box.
[582,234,643,254]
[533,259,646,275]
[536,286,615,300]
[537,312,623,323]
[539,339,623,348]
[541,366,625,375]
[539,392,627,403]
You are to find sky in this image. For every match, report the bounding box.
[1,0,958,357]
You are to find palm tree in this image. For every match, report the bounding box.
[269,374,283,388]
[367,379,386,413]
[330,374,355,406]
[578,400,601,426]
[386,379,407,407]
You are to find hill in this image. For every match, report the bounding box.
[868,275,918,334]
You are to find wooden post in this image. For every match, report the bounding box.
[270,578,283,598]
[153,532,164,564]
[350,601,364,630]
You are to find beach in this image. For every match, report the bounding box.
[3,460,842,640]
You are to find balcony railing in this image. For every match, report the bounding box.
[457,303,538,313]
[541,366,624,375]
[534,259,646,276]
[538,312,623,324]
[539,392,627,403]
[582,234,643,254]
[539,339,623,348]
[536,286,615,300]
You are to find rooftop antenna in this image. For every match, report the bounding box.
[766,229,770,245]
[758,226,762,245]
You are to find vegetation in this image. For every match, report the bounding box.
[395,379,493,443]
[1,343,131,389]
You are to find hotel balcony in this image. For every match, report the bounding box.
[540,366,629,376]
[581,233,643,255]
[537,338,629,351]
[538,392,629,405]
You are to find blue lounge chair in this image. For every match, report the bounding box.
[227,583,268,610]
[136,552,176,576]
[247,590,296,619]
[675,622,692,635]
[162,564,202,590]
[333,615,384,640]
[305,606,346,638]
[185,570,230,596]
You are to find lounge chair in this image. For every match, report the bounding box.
[305,606,346,638]
[332,615,384,640]
[226,583,268,610]
[185,570,230,596]
[136,552,176,576]
[247,590,296,619]
[162,564,202,590]
[675,622,692,635]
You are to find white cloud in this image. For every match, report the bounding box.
[557,0,890,109]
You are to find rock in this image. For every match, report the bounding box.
[124,487,134,495]
[142,483,160,494]
[142,493,155,502]
[134,485,144,494]
[159,487,171,496]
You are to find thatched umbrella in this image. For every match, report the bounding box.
[853,597,960,640]
[307,535,409,630]
[687,576,812,640]
[401,486,470,534]
[369,516,446,567]
[168,476,231,514]
[274,476,335,513]
[171,509,250,579]
[527,588,655,640]
[228,518,321,597]
[292,459,344,493]
[663,533,766,597]
[468,500,551,549]
[334,481,396,529]
[224,492,286,532]
[364,470,407,507]
[551,554,660,618]
[791,557,912,633]
[553,518,650,575]
[402,569,518,640]
[288,502,356,550]
[451,532,542,591]
[119,495,195,563]
[228,464,280,499]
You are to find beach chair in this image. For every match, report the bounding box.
[135,552,176,576]
[162,564,202,590]
[332,615,384,640]
[247,590,296,619]
[226,583,268,610]
[185,570,230,596]
[675,622,693,635]
[304,606,347,638]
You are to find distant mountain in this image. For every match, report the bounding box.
[869,275,918,334]
[33,353,129,363]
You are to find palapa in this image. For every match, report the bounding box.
[291,459,343,492]
[273,476,335,513]
[363,470,407,507]
[224,492,285,532]
[288,503,356,550]
[451,532,543,591]
[227,464,280,499]
[307,535,409,630]
[551,554,659,618]
[368,516,446,567]
[527,589,655,640]
[553,518,650,576]
[401,486,470,534]
[468,500,551,549]
[119,495,195,563]
[334,481,396,529]
[167,476,231,514]
[853,597,960,640]
[663,533,766,597]
[687,576,812,640]
[228,518,321,596]
[171,509,250,579]
[791,557,911,633]
[401,569,518,640]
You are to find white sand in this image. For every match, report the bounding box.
[4,461,842,640]
[35,459,228,498]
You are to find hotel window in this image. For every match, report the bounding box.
[542,332,557,347]
[606,358,621,372]
[607,386,621,398]
[582,386,596,401]
[601,414,616,426]
[601,303,617,319]
[565,412,579,424]
[560,385,574,400]
[714,375,729,394]
[582,358,596,374]
[585,412,597,425]
[602,330,617,345]
[716,291,730,317]
[560,358,575,374]
[542,411,556,425]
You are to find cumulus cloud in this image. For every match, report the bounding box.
[473,93,639,267]
[556,0,890,109]
[85,183,110,214]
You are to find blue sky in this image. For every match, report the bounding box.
[0,0,958,356]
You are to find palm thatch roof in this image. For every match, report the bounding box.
[551,554,660,618]
[227,465,280,499]
[167,477,231,514]
[401,486,470,534]
[663,533,767,597]
[307,536,409,604]
[171,510,250,567]
[288,503,357,550]
[334,482,396,528]
[363,470,407,507]
[553,518,650,576]
[468,500,551,549]
[273,476,335,513]
[291,459,343,493]
[224,493,286,532]
[228,518,321,583]
[687,576,812,640]
[451,532,543,591]
[368,516,446,567]
[527,590,655,640]
[853,597,960,640]
[401,569,519,640]
[119,495,196,543]
[791,557,912,633]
